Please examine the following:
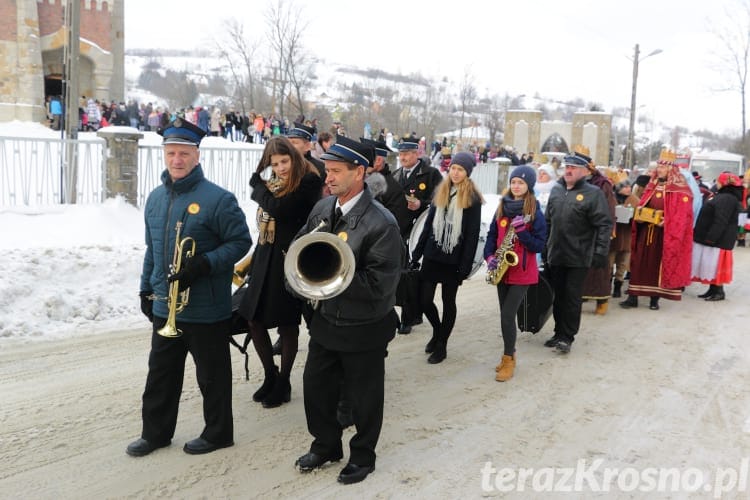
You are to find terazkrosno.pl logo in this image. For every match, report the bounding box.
[480,459,749,497]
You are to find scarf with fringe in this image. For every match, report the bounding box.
[256,178,285,244]
[432,187,463,253]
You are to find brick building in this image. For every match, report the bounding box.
[0,0,124,123]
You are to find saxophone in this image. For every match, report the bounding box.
[486,216,529,286]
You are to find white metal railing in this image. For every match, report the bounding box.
[137,143,265,206]
[0,137,106,206]
[1,136,507,208]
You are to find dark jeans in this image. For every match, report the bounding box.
[548,266,588,343]
[141,317,233,445]
[497,283,529,355]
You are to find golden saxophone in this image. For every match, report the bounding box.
[486,216,529,286]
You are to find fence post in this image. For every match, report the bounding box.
[96,127,143,205]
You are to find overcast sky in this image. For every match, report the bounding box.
[125,0,743,135]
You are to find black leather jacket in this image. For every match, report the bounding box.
[293,186,404,327]
[545,178,612,267]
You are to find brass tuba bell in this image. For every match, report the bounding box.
[284,220,356,305]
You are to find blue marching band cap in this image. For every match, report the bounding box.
[563,151,592,167]
[158,118,206,146]
[320,135,374,167]
[397,138,419,151]
[360,137,390,158]
[286,122,316,141]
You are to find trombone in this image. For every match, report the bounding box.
[157,221,196,338]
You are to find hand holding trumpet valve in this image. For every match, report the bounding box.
[168,254,211,291]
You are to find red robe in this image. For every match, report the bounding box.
[630,167,693,292]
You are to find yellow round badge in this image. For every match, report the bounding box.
[419,183,427,191]
[187,203,201,214]
[683,196,689,202]
[655,192,662,198]
[337,231,348,242]
[500,219,508,227]
[576,194,584,201]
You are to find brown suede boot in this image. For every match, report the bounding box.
[595,300,608,315]
[495,354,516,382]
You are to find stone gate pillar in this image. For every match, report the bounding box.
[96,127,143,205]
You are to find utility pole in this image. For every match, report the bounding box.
[62,0,80,203]
[625,44,640,171]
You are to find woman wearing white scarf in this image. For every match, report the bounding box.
[410,152,484,364]
[534,164,557,212]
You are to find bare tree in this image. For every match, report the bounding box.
[214,19,261,114]
[457,66,477,141]
[265,0,311,119]
[710,0,750,148]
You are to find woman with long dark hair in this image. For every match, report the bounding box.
[484,165,546,381]
[410,152,484,364]
[239,136,322,407]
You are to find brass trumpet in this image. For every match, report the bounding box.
[158,221,196,338]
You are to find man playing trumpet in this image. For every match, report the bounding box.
[127,118,251,457]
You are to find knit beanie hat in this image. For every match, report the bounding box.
[451,152,476,177]
[510,165,537,192]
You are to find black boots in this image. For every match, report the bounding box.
[649,296,660,310]
[699,285,725,300]
[425,328,439,354]
[428,341,447,364]
[612,280,623,298]
[705,285,725,301]
[253,365,278,402]
[619,295,638,308]
[262,373,291,408]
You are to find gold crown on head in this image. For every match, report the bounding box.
[657,149,677,165]
[573,144,591,156]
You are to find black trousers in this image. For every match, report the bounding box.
[303,339,385,467]
[548,266,588,343]
[141,317,233,445]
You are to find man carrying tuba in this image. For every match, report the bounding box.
[127,118,251,458]
[292,135,403,485]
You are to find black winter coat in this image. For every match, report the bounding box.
[239,171,322,328]
[412,193,482,281]
[393,158,444,238]
[372,164,410,235]
[693,185,742,250]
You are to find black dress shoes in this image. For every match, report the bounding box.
[295,451,343,472]
[183,437,234,455]
[126,438,170,457]
[397,322,412,334]
[338,463,375,484]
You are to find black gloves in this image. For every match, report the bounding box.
[168,254,211,291]
[139,290,153,322]
[591,254,608,269]
[409,259,421,271]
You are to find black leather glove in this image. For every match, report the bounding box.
[139,290,154,322]
[409,259,421,271]
[591,254,608,269]
[168,254,211,291]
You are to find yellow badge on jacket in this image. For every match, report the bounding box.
[188,203,200,214]
[500,219,508,227]
[419,183,427,191]
[576,194,584,201]
[338,231,348,242]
